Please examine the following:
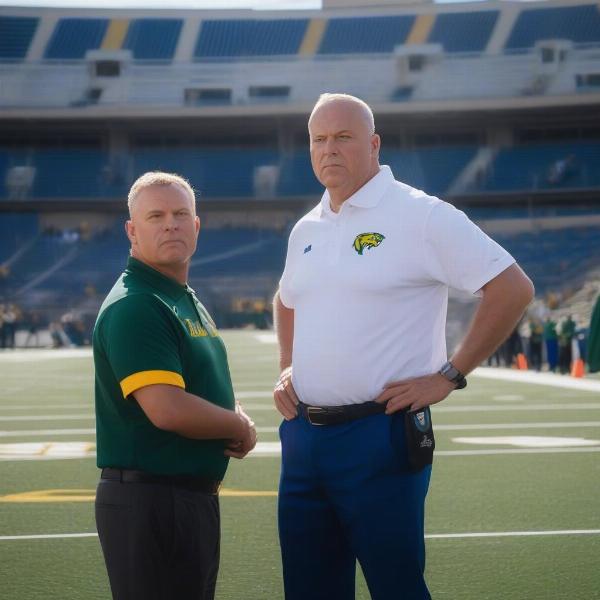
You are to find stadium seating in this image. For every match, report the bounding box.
[30,150,122,198]
[131,148,279,197]
[0,213,38,263]
[194,19,308,58]
[44,18,108,59]
[428,11,498,53]
[382,146,477,197]
[318,15,414,54]
[0,16,39,61]
[277,152,322,197]
[496,226,600,293]
[505,5,600,50]
[124,19,183,60]
[478,142,600,192]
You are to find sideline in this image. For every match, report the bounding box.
[472,367,600,392]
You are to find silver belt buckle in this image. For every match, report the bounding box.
[307,406,326,426]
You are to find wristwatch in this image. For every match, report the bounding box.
[438,361,467,389]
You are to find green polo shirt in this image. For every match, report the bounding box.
[93,257,235,480]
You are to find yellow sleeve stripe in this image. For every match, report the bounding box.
[120,370,185,398]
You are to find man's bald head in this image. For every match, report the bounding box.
[309,93,375,136]
[308,93,381,211]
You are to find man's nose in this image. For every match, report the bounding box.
[164,215,179,230]
[324,137,338,155]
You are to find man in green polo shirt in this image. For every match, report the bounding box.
[94,171,256,600]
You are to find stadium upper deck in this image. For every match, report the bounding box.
[1,0,600,114]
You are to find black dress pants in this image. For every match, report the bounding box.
[96,479,220,600]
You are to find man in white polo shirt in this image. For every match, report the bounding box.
[273,93,534,600]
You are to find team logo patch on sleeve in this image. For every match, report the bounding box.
[352,232,385,255]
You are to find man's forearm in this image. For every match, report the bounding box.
[135,385,246,440]
[274,291,294,371]
[450,264,534,375]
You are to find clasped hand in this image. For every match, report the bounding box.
[225,402,257,459]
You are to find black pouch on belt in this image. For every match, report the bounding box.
[404,406,435,473]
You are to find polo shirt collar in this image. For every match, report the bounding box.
[126,256,188,300]
[319,165,394,217]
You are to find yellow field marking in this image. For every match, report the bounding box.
[0,488,277,503]
[0,489,95,503]
[220,488,277,497]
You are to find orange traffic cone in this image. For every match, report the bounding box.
[571,358,585,378]
[516,353,528,370]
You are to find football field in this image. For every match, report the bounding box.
[0,330,599,599]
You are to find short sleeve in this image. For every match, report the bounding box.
[279,229,299,309]
[423,201,515,295]
[98,294,184,398]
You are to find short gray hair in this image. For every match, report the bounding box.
[127,171,196,214]
[309,93,375,134]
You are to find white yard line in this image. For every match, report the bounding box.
[0,429,95,438]
[0,415,93,422]
[3,422,599,438]
[472,367,600,392]
[425,529,600,540]
[2,445,600,461]
[0,404,90,411]
[2,529,599,542]
[0,349,92,362]
[8,404,592,419]
[434,403,600,412]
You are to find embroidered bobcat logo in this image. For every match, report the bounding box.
[352,232,385,255]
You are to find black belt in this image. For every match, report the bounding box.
[101,468,221,495]
[297,400,386,426]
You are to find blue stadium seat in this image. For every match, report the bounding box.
[132,148,279,197]
[382,146,477,196]
[481,142,600,192]
[428,12,499,53]
[195,19,308,58]
[44,18,108,59]
[495,225,600,293]
[0,16,39,60]
[124,19,183,60]
[0,213,38,263]
[506,5,600,50]
[31,150,121,198]
[318,15,414,54]
[278,152,322,196]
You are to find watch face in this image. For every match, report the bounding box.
[442,363,459,380]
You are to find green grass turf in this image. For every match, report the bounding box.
[1,330,599,599]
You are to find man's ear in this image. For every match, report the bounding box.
[195,215,201,234]
[371,133,381,157]
[125,220,135,245]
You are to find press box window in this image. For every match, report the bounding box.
[248,86,291,99]
[184,88,232,105]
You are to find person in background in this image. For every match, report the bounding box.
[558,314,576,374]
[528,317,544,371]
[544,317,559,372]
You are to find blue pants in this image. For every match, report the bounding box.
[278,411,432,600]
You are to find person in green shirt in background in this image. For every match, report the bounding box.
[93,171,256,600]
[544,317,558,372]
[558,314,576,374]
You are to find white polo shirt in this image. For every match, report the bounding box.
[279,165,515,407]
